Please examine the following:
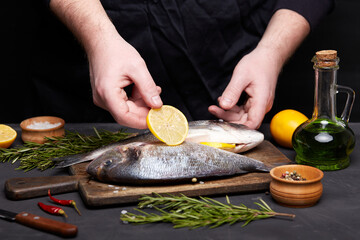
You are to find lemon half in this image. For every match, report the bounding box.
[146,105,189,146]
[0,124,17,148]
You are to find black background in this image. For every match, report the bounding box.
[3,0,360,124]
[266,0,360,123]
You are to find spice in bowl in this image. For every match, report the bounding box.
[26,121,62,130]
[281,170,306,181]
[20,116,65,144]
[269,164,324,208]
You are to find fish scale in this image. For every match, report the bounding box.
[86,141,272,185]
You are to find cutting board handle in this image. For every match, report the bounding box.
[4,176,82,200]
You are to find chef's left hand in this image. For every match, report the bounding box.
[208,45,280,129]
[208,9,310,129]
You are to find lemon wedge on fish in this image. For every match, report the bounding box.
[146,105,189,146]
[200,142,236,150]
[0,124,17,149]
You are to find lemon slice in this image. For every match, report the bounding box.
[200,142,236,150]
[0,124,17,148]
[146,105,189,146]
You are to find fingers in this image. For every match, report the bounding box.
[90,58,162,129]
[98,86,149,129]
[209,91,271,130]
[128,60,163,109]
[131,85,162,102]
[244,83,274,129]
[208,104,243,122]
[91,74,158,129]
[208,104,262,129]
[218,67,247,110]
[218,85,244,110]
[241,98,267,129]
[208,104,250,126]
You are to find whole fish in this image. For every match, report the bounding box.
[186,120,264,153]
[86,141,272,184]
[54,120,263,168]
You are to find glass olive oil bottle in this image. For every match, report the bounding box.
[292,50,355,170]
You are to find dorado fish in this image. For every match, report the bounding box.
[186,120,263,153]
[86,141,271,184]
[54,120,263,168]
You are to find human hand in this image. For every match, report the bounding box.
[208,46,281,129]
[208,9,310,129]
[88,34,163,129]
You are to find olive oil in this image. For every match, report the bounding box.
[292,119,355,170]
[292,50,355,171]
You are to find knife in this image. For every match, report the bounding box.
[0,208,78,237]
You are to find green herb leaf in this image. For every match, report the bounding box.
[120,193,295,229]
[0,129,132,172]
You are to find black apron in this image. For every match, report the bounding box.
[103,0,274,121]
[4,0,274,123]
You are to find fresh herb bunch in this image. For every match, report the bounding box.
[120,193,295,229]
[0,128,132,172]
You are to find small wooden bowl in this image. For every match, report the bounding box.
[20,116,65,144]
[270,164,324,208]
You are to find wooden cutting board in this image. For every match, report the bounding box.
[73,140,290,206]
[5,141,291,206]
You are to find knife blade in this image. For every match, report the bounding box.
[0,208,78,237]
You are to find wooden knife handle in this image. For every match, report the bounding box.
[4,176,81,200]
[16,212,78,237]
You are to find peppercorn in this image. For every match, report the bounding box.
[280,170,306,181]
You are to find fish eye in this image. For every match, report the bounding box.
[104,159,113,167]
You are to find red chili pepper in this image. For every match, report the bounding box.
[48,189,81,216]
[38,202,68,218]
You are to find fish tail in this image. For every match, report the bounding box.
[52,152,93,168]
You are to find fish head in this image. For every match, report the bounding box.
[86,142,145,182]
[187,120,264,153]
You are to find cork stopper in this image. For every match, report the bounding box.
[314,50,338,68]
[316,50,337,60]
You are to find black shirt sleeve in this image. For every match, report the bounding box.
[275,0,335,30]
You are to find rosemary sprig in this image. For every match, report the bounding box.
[120,193,295,229]
[0,128,132,172]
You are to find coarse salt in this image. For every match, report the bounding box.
[121,210,128,215]
[27,121,61,130]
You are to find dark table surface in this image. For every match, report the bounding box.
[1,123,359,240]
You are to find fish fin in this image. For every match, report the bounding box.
[53,143,120,168]
[53,152,94,168]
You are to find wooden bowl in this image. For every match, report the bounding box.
[270,164,324,208]
[20,116,65,144]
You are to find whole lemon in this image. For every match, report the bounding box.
[270,109,308,148]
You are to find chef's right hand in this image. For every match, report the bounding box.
[88,33,163,129]
[48,0,162,129]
